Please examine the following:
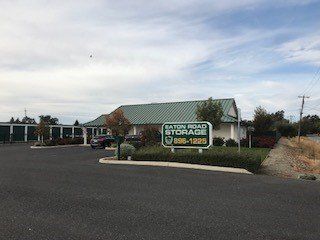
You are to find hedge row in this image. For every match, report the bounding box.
[213,137,238,147]
[34,137,85,146]
[131,146,267,173]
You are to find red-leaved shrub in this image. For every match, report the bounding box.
[252,136,276,148]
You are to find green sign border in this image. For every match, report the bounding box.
[162,121,213,149]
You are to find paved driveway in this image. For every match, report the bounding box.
[0,144,319,239]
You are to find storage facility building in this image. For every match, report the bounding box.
[84,98,247,140]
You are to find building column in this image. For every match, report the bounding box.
[230,124,235,140]
[83,127,87,145]
[60,127,63,138]
[49,127,53,140]
[24,125,28,142]
[72,127,75,138]
[10,125,13,142]
[37,125,40,141]
[133,126,137,135]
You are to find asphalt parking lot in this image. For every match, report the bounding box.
[0,144,319,239]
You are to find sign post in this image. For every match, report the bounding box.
[237,108,241,153]
[162,122,212,150]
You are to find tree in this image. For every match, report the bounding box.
[253,107,300,137]
[270,110,285,123]
[39,115,59,125]
[21,116,37,124]
[253,106,273,135]
[300,115,320,135]
[105,109,132,136]
[14,118,21,124]
[140,125,161,146]
[277,123,297,137]
[9,117,14,123]
[34,119,49,143]
[241,120,253,128]
[74,120,80,126]
[196,97,223,129]
[105,109,132,160]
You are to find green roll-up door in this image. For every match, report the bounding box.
[13,126,25,141]
[74,128,82,137]
[63,128,72,138]
[52,127,61,139]
[27,126,38,141]
[87,128,93,136]
[0,126,10,142]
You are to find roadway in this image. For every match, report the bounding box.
[0,144,319,239]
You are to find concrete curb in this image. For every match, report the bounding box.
[105,147,117,151]
[99,159,253,175]
[31,144,91,149]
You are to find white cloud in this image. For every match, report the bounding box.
[0,0,318,123]
[277,34,320,66]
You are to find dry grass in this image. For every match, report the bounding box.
[289,137,320,173]
[292,137,320,160]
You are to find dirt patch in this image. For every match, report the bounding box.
[261,137,320,180]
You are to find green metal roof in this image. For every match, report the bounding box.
[84,98,237,127]
[83,114,107,127]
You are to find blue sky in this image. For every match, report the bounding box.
[0,0,319,124]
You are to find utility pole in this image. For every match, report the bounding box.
[298,95,310,142]
[237,108,241,153]
[24,108,27,118]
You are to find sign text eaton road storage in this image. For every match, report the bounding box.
[162,122,212,149]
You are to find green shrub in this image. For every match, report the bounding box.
[125,140,144,150]
[240,138,249,147]
[208,146,269,160]
[56,137,83,145]
[115,143,136,160]
[70,137,84,145]
[132,146,268,173]
[213,137,225,146]
[226,138,238,147]
[110,143,118,148]
[33,138,84,146]
[44,139,57,146]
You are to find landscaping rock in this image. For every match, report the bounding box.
[298,174,317,181]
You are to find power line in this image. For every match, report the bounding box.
[301,66,320,96]
[304,97,320,110]
[306,75,320,96]
[300,66,320,95]
[304,106,320,112]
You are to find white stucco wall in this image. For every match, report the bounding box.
[228,105,237,118]
[213,123,246,140]
[128,125,161,135]
[213,123,232,139]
